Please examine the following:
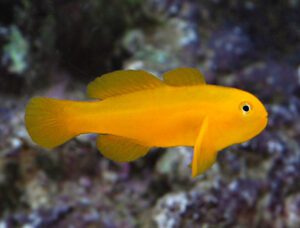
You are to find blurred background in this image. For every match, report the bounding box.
[0,0,300,227]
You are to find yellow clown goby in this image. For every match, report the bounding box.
[25,68,268,177]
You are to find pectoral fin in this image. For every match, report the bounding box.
[96,135,150,162]
[192,118,217,177]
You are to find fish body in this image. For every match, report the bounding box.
[25,68,268,177]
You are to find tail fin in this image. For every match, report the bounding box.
[25,97,78,149]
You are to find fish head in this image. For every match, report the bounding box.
[228,89,268,143]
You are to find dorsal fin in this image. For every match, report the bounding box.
[87,70,164,99]
[163,68,206,86]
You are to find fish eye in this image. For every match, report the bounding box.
[240,102,252,114]
[242,105,250,112]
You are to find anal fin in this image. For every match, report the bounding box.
[96,135,150,162]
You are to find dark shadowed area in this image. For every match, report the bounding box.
[0,0,300,227]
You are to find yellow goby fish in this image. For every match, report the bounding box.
[25,68,268,177]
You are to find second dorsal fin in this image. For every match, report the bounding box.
[87,70,164,99]
[163,68,206,86]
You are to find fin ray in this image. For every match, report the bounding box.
[163,68,206,86]
[96,135,150,162]
[87,70,164,99]
[192,118,217,177]
[25,97,78,149]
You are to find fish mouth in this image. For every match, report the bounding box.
[262,116,268,129]
[264,111,269,119]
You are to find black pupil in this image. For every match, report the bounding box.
[243,105,250,112]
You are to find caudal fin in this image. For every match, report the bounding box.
[25,97,78,149]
